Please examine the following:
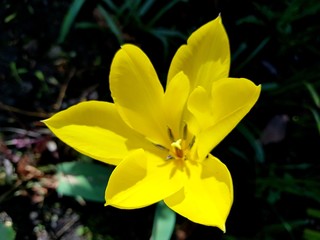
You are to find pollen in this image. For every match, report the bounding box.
[171,139,182,150]
[166,126,195,161]
[171,139,184,159]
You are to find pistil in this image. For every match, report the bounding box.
[164,126,195,161]
[171,139,184,158]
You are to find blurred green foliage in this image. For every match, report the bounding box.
[0,222,16,240]
[58,0,186,56]
[0,0,320,239]
[56,161,112,202]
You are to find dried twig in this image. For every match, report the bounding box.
[52,67,76,111]
[0,102,50,118]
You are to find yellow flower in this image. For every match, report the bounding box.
[43,16,260,231]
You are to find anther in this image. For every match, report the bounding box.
[167,155,174,160]
[153,143,169,151]
[167,127,175,142]
[189,136,196,149]
[182,123,188,140]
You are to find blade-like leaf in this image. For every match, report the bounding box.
[234,37,270,72]
[56,161,113,202]
[102,0,118,12]
[0,222,15,240]
[304,229,320,240]
[150,201,176,240]
[148,0,185,27]
[97,5,124,44]
[307,106,320,135]
[237,123,265,163]
[139,0,156,16]
[305,82,320,107]
[57,0,86,43]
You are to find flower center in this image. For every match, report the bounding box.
[171,139,184,159]
[166,125,195,161]
[153,125,195,162]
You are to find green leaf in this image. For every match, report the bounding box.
[148,0,185,27]
[261,82,279,91]
[150,201,176,240]
[56,161,113,202]
[231,42,247,62]
[306,106,320,135]
[75,22,100,30]
[307,208,320,219]
[150,28,185,58]
[97,5,124,44]
[102,0,118,12]
[139,0,156,16]
[0,222,16,240]
[304,229,320,240]
[236,15,265,26]
[4,13,16,23]
[9,62,22,83]
[237,123,265,163]
[57,0,86,43]
[305,82,320,107]
[34,70,45,81]
[234,37,270,72]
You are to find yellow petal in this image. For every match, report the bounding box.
[187,86,214,132]
[43,101,152,165]
[164,71,190,139]
[167,15,230,92]
[196,78,261,160]
[105,149,185,208]
[110,44,168,147]
[164,155,233,232]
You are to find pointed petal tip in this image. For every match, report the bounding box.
[119,43,136,51]
[220,224,227,233]
[41,117,50,125]
[41,101,151,166]
[168,13,230,91]
[251,82,262,102]
[258,83,262,91]
[215,13,222,22]
[110,43,167,146]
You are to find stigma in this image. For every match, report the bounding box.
[155,125,195,161]
[171,139,184,159]
[167,124,195,161]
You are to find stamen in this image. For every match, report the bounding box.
[153,143,169,151]
[189,136,196,149]
[167,127,175,142]
[167,155,174,160]
[171,139,183,158]
[182,123,188,140]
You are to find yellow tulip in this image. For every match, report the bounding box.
[43,15,261,232]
